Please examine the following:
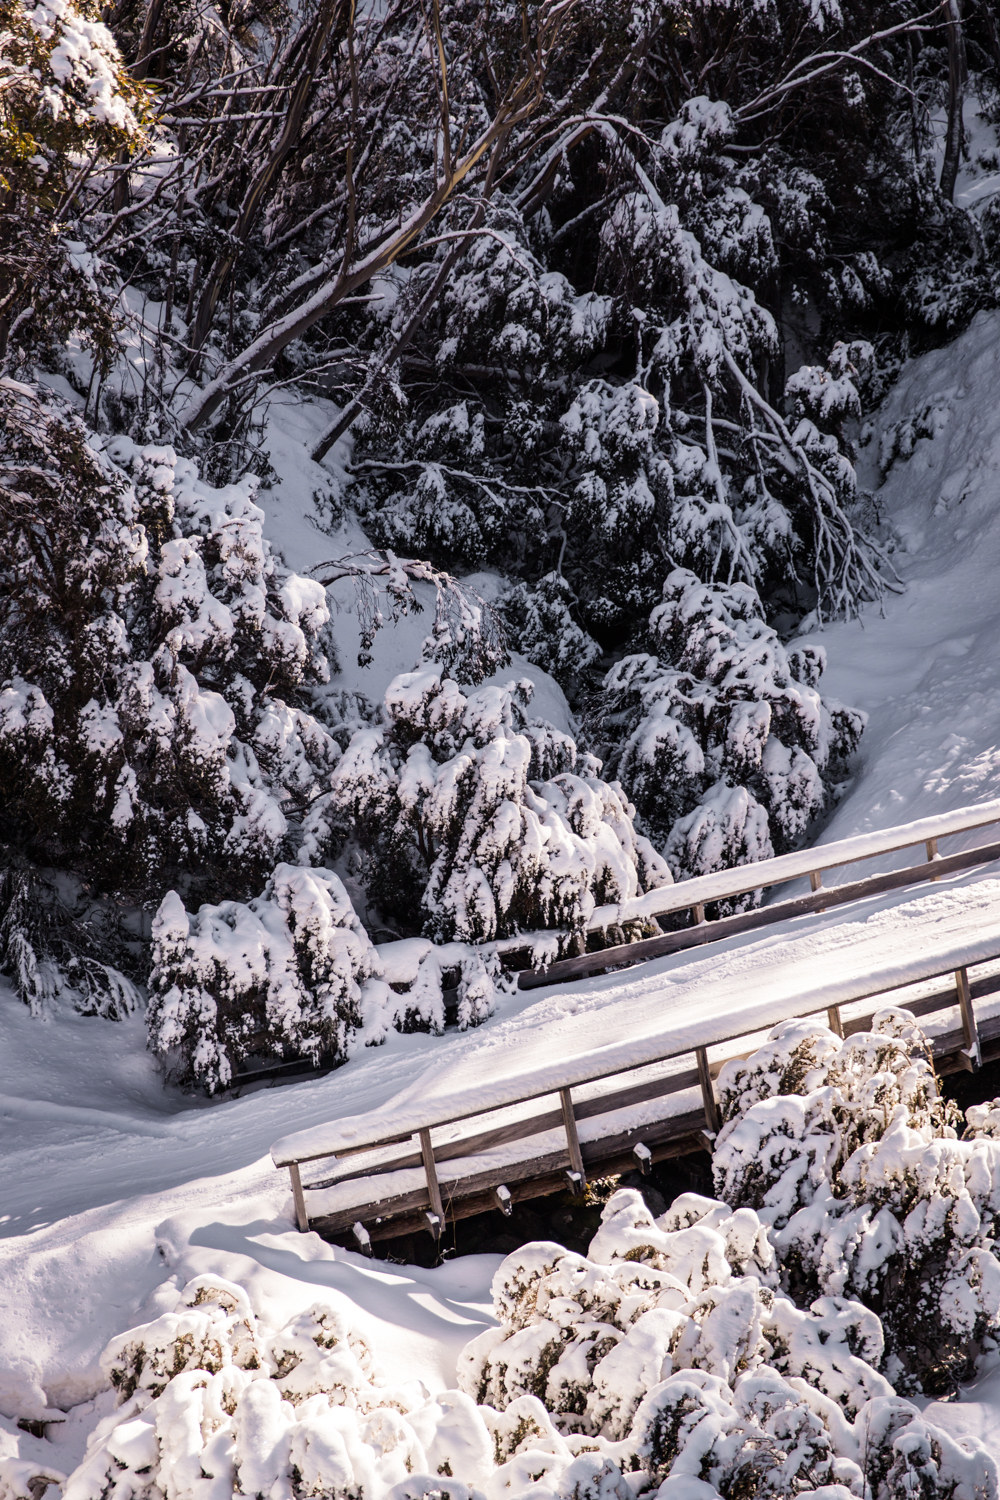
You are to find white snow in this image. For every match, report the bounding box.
[12,314,1000,1483]
[812,310,1000,879]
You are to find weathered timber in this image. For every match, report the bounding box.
[695,1046,720,1134]
[956,966,981,1070]
[289,1163,308,1233]
[420,1128,444,1240]
[561,1087,585,1193]
[309,1112,709,1241]
[518,841,1000,991]
[306,1066,700,1191]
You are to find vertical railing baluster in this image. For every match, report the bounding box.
[289,1163,309,1233]
[419,1127,445,1238]
[956,966,980,1070]
[696,1046,720,1134]
[560,1087,586,1194]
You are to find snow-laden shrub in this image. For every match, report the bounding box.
[69,1274,489,1500]
[598,570,866,888]
[326,668,671,945]
[713,1009,954,1225]
[0,1458,67,1500]
[460,1190,888,1431]
[964,1098,1000,1139]
[457,1188,994,1500]
[0,385,340,1011]
[101,1275,264,1401]
[147,864,381,1090]
[499,574,602,697]
[59,1208,998,1500]
[715,1008,1000,1391]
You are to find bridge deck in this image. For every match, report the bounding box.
[272,873,1000,1249]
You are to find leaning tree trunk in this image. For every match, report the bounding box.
[940,0,968,203]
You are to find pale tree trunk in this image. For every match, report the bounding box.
[940,0,967,203]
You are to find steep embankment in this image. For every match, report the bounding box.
[816,310,1000,865]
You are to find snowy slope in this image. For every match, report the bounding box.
[813,310,1000,873]
[3,860,1000,1429]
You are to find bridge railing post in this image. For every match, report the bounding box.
[560,1087,586,1194]
[419,1127,445,1238]
[696,1046,720,1135]
[289,1163,309,1233]
[956,966,981,1070]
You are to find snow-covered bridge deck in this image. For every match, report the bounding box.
[273,837,1000,1248]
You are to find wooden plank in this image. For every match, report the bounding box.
[927,837,940,881]
[518,839,1000,992]
[308,1107,565,1190]
[809,871,823,891]
[561,1087,586,1191]
[827,1005,844,1038]
[419,1128,444,1237]
[289,1163,309,1233]
[956,966,981,1070]
[841,967,1000,1038]
[352,1125,712,1242]
[696,1046,720,1134]
[579,801,1000,933]
[307,1068,700,1191]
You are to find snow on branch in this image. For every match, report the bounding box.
[308,548,508,678]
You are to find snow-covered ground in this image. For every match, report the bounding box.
[815,310,1000,865]
[10,313,1000,1475]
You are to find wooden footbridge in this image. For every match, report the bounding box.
[271,801,1000,1251]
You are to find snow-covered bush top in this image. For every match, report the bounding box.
[715,1007,1000,1391]
[326,667,671,946]
[597,569,865,891]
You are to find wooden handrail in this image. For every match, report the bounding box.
[518,839,1000,990]
[553,799,1000,943]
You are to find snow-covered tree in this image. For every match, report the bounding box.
[325,667,671,946]
[147,864,381,1091]
[595,569,865,888]
[0,382,339,1011]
